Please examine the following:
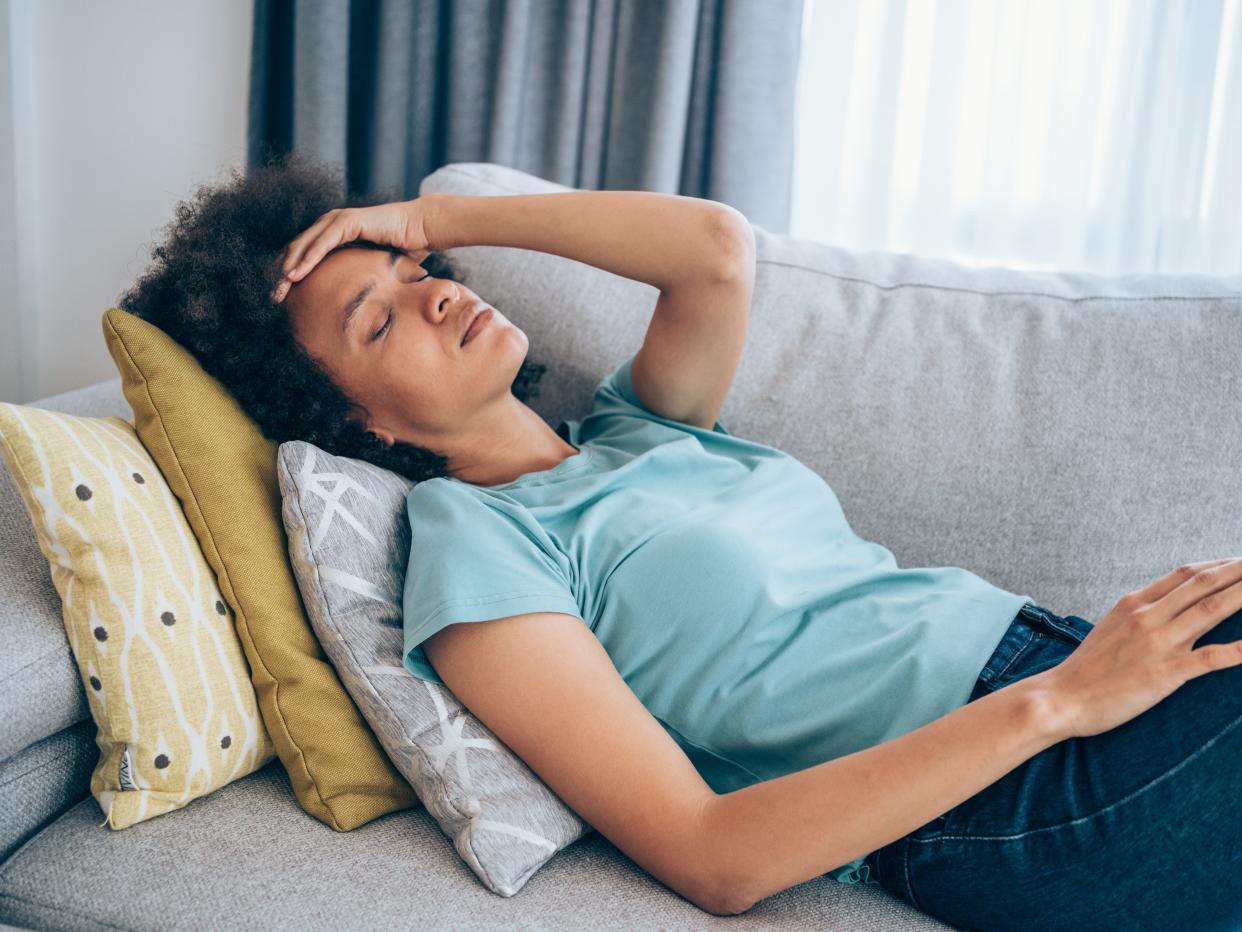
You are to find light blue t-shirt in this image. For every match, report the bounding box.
[402,354,1032,886]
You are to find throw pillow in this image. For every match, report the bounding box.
[277,439,590,896]
[0,403,276,827]
[101,307,418,830]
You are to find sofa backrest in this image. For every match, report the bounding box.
[421,162,1242,625]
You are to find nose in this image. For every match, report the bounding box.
[428,280,458,316]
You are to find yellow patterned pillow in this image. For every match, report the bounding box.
[0,403,276,828]
[102,307,418,831]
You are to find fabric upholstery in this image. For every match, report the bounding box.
[99,308,419,831]
[0,720,96,864]
[0,761,944,931]
[277,440,589,897]
[0,404,275,828]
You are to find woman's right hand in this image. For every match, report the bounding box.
[271,195,441,304]
[1037,557,1242,738]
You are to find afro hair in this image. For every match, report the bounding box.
[117,151,547,483]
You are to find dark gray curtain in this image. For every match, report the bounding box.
[249,0,805,232]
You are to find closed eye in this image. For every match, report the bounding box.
[373,307,393,341]
[373,270,432,341]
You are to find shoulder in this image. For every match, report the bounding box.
[406,476,544,546]
[588,354,733,439]
[407,475,510,512]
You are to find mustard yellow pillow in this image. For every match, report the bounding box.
[0,403,276,828]
[101,307,418,830]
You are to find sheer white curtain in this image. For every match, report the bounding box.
[791,0,1242,276]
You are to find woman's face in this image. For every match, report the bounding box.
[282,243,525,448]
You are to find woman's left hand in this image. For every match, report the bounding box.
[271,196,438,304]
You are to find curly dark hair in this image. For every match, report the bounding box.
[116,151,546,483]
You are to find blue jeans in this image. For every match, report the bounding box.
[862,600,1242,931]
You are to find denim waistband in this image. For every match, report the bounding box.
[1016,600,1090,644]
[973,601,1089,696]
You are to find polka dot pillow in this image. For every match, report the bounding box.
[0,403,275,828]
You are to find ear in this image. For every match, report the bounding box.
[369,426,396,448]
[346,406,396,448]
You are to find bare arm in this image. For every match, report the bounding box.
[423,190,751,292]
[706,676,1068,914]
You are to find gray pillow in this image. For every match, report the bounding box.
[276,439,590,896]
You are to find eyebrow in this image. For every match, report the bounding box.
[341,250,401,339]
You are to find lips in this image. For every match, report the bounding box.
[460,305,482,346]
[461,306,492,346]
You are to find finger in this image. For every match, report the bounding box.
[283,209,340,267]
[1171,575,1242,647]
[282,227,333,278]
[281,210,340,275]
[1136,559,1236,606]
[288,212,357,281]
[1177,637,1242,682]
[1157,558,1242,621]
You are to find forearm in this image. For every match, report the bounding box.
[423,191,752,292]
[705,675,1069,914]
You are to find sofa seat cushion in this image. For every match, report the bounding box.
[0,761,945,931]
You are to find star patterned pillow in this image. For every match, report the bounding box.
[276,440,591,897]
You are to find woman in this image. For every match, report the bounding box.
[121,153,1242,930]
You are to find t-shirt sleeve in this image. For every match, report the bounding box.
[591,353,732,436]
[402,481,583,685]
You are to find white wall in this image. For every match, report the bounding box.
[1,0,253,404]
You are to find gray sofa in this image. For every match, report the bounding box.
[2,161,1239,931]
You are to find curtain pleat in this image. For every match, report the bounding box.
[249,0,805,232]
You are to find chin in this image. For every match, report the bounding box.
[501,322,529,356]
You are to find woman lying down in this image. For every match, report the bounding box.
[119,153,1242,931]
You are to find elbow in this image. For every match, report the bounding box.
[686,868,751,917]
[705,893,757,917]
[702,868,758,917]
[693,794,758,916]
[702,206,757,284]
